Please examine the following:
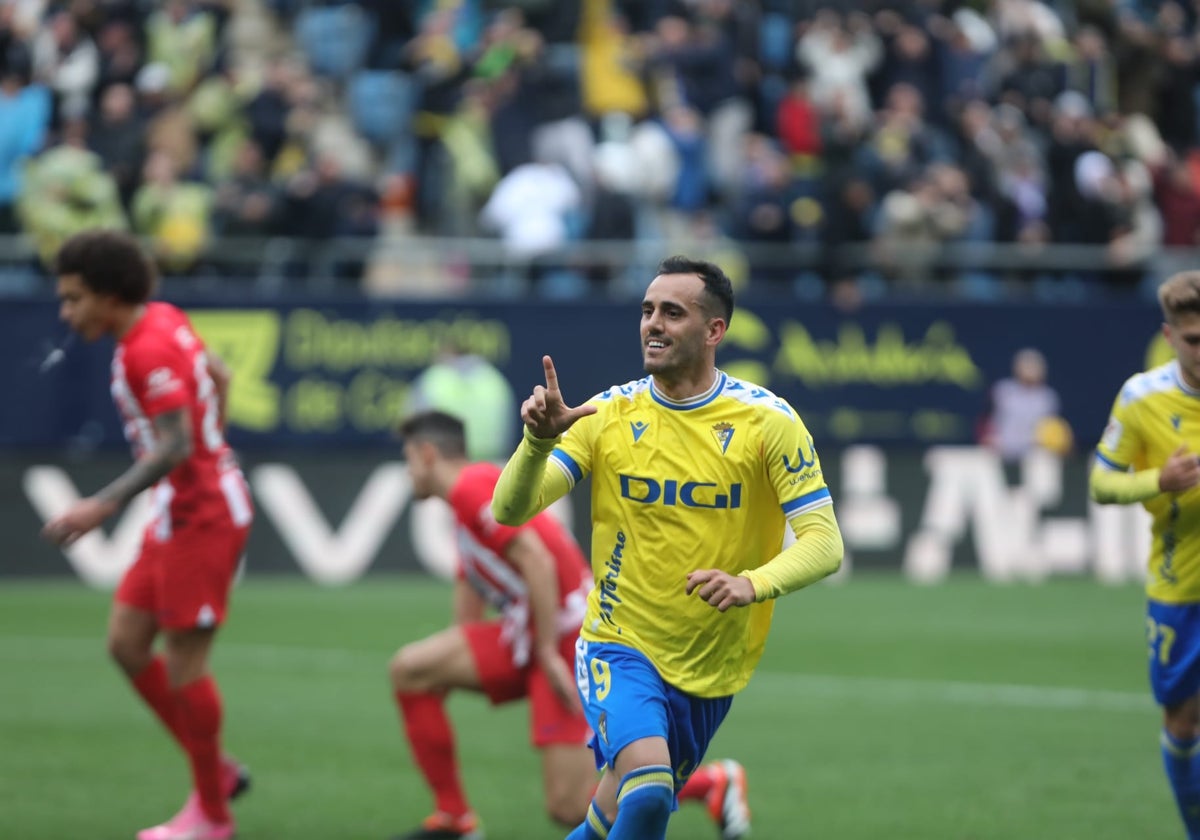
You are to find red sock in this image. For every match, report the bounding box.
[679,763,719,803]
[396,691,470,818]
[131,657,188,748]
[175,676,230,823]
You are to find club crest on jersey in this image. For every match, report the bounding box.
[630,420,648,443]
[711,421,735,454]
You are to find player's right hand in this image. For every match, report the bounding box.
[41,497,117,547]
[538,645,583,715]
[1160,444,1200,493]
[521,355,597,440]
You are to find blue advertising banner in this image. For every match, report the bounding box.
[0,296,1166,450]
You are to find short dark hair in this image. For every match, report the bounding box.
[54,230,157,304]
[655,255,734,326]
[396,410,468,458]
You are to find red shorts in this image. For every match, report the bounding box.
[462,621,591,748]
[115,523,250,630]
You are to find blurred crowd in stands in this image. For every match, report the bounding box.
[4,0,1200,300]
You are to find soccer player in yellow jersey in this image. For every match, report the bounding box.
[492,256,845,840]
[1091,271,1200,839]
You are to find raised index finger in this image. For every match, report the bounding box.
[542,355,560,393]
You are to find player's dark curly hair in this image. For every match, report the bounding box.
[656,255,734,327]
[54,230,157,304]
[396,410,468,458]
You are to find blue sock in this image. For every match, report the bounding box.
[1162,729,1200,839]
[608,765,673,840]
[564,799,613,840]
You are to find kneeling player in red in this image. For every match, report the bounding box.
[390,411,749,840]
[43,230,254,840]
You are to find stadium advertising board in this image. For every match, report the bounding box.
[2,448,1148,587]
[0,297,1164,450]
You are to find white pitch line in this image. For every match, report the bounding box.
[751,671,1153,713]
[0,635,1154,713]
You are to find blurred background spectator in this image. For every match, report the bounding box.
[979,347,1072,462]
[4,0,1200,300]
[404,339,516,463]
[0,40,50,234]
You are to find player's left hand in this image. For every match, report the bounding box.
[41,497,118,547]
[686,570,756,612]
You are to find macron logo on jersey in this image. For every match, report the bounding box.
[630,421,648,443]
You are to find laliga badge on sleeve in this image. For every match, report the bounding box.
[1101,417,1123,452]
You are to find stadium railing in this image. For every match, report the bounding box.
[0,233,1191,301]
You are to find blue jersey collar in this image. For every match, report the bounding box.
[649,370,726,410]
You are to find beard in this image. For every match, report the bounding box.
[642,336,701,376]
[642,343,670,374]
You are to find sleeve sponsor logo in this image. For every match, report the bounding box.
[782,436,818,473]
[477,501,500,535]
[788,469,822,485]
[145,367,183,399]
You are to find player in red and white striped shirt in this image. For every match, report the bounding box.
[44,230,252,840]
[390,410,596,840]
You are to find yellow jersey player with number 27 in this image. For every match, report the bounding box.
[492,256,845,840]
[1091,270,1200,840]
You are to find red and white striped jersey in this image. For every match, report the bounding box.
[448,462,590,639]
[111,302,252,540]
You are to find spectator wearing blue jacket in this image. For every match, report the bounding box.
[0,53,50,232]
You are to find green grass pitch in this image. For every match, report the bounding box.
[0,575,1181,839]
